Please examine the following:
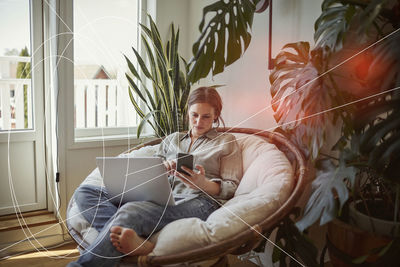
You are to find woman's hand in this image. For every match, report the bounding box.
[174,164,220,196]
[163,160,176,175]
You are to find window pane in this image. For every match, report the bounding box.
[74,0,139,131]
[0,0,33,131]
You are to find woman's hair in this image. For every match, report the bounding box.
[187,86,225,127]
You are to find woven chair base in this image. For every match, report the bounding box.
[67,127,308,267]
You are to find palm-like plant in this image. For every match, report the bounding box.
[125,16,191,138]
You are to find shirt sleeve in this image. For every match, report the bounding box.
[209,135,243,199]
[153,133,176,159]
[154,139,167,159]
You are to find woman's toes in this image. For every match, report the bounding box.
[110,226,122,234]
[110,233,119,240]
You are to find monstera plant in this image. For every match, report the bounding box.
[125,16,191,138]
[269,0,400,265]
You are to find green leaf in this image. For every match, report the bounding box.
[269,42,333,160]
[141,35,159,86]
[272,240,284,263]
[314,2,356,52]
[358,0,390,36]
[189,0,256,82]
[296,160,357,231]
[272,209,319,267]
[124,54,141,82]
[371,32,400,91]
[128,87,145,118]
[132,46,152,79]
[137,110,160,138]
[355,95,400,182]
[126,74,148,106]
[124,15,191,138]
[360,110,400,154]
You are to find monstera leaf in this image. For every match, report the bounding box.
[358,0,394,36]
[369,31,400,92]
[314,0,357,52]
[349,28,400,183]
[296,160,357,232]
[188,0,259,83]
[272,208,319,267]
[355,97,400,184]
[269,42,334,159]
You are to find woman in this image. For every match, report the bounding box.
[68,87,242,267]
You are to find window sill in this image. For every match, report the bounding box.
[69,133,157,150]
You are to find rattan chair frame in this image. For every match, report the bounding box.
[67,127,307,267]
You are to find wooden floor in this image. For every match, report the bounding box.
[0,243,80,267]
[0,211,257,266]
[0,210,58,232]
[0,242,258,267]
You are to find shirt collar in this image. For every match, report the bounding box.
[179,128,218,141]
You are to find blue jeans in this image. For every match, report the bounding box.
[68,184,220,267]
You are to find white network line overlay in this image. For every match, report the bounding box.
[2,1,399,265]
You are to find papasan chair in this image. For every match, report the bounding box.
[66,127,308,266]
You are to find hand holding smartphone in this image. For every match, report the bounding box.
[176,153,193,176]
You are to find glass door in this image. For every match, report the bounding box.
[0,0,46,215]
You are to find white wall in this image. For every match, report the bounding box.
[153,0,191,59]
[187,0,322,131]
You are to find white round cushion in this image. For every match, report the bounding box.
[67,134,294,256]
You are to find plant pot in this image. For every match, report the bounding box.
[349,200,400,237]
[327,218,391,267]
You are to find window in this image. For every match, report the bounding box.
[73,0,140,140]
[0,0,33,131]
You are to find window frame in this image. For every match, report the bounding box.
[71,0,148,144]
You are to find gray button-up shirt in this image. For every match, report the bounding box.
[155,128,243,201]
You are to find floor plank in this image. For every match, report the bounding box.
[0,242,259,266]
[0,243,80,267]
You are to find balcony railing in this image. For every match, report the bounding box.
[74,79,137,130]
[0,56,33,131]
[0,78,137,132]
[1,55,137,133]
[0,79,32,131]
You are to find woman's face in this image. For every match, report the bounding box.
[188,103,217,138]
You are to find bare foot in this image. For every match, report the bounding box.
[110,226,154,256]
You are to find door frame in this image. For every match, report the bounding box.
[0,0,47,215]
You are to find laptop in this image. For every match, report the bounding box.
[96,157,176,206]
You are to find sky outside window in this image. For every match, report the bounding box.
[0,0,30,57]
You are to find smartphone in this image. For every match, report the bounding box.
[176,153,193,176]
